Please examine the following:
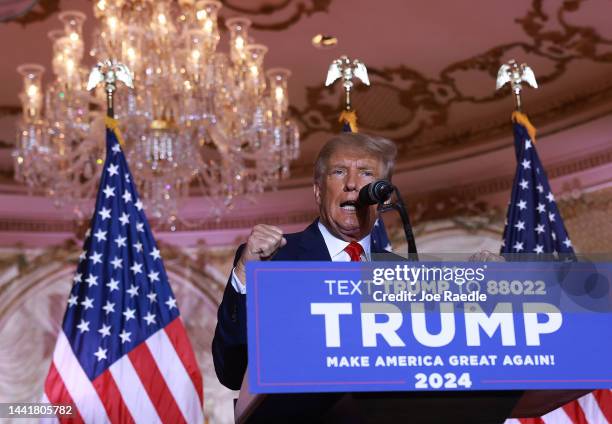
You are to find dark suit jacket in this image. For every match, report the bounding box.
[212,219,395,390]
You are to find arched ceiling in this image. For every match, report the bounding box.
[0,0,611,242]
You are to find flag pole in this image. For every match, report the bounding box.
[496,59,538,113]
[87,59,134,119]
[325,55,370,132]
[45,60,204,422]
[496,59,538,145]
[326,56,418,259]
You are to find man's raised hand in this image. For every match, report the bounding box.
[235,224,287,282]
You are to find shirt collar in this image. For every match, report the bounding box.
[317,221,371,261]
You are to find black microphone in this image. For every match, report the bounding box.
[358,180,395,205]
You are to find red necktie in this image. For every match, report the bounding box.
[344,241,364,262]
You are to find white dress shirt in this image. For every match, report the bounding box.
[230,221,371,294]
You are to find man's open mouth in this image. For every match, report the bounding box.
[340,200,359,211]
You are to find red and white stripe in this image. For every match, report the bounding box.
[44,317,203,423]
[505,390,612,424]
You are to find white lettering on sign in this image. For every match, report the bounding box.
[464,302,516,346]
[311,302,562,348]
[310,303,352,347]
[523,303,563,346]
[360,303,405,347]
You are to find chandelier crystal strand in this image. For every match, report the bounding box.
[14,0,299,225]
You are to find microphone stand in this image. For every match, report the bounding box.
[379,187,419,261]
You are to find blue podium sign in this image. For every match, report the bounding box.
[246,261,612,393]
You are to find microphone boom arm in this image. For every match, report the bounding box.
[379,186,419,261]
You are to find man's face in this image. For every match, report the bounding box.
[314,148,383,241]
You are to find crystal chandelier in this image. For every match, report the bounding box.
[14,0,299,224]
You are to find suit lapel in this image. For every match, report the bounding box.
[297,220,332,261]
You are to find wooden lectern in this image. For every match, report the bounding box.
[234,371,590,423]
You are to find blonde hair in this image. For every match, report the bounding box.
[314,132,397,185]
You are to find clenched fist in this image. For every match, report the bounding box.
[235,224,287,282]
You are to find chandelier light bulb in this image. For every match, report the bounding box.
[26,84,38,99]
[275,86,284,104]
[17,64,45,120]
[195,0,220,51]
[65,58,75,74]
[203,18,213,33]
[96,0,107,12]
[227,17,251,65]
[233,35,246,64]
[235,36,244,50]
[267,68,291,116]
[107,16,118,33]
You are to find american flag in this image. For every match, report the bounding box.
[42,119,204,423]
[502,112,612,424]
[371,218,393,253]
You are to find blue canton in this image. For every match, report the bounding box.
[500,120,575,257]
[62,127,180,380]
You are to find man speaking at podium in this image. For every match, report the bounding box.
[212,132,398,390]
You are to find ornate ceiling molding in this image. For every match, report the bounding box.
[220,0,332,31]
[4,0,59,25]
[0,105,20,117]
[0,0,38,22]
[1,0,332,29]
[291,0,612,163]
[416,145,612,204]
[289,80,612,177]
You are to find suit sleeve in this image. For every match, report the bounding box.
[212,244,248,390]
